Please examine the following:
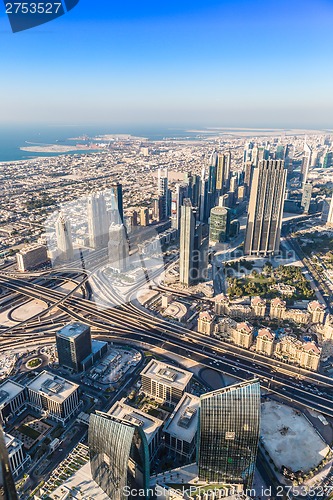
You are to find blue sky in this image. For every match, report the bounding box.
[1,0,333,128]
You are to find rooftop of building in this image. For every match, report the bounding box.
[199,311,214,321]
[108,399,163,444]
[17,244,46,255]
[251,296,266,306]
[163,392,200,443]
[26,370,79,403]
[0,379,25,407]
[257,328,275,340]
[4,433,23,453]
[308,300,326,311]
[56,322,90,340]
[141,359,193,389]
[201,379,260,401]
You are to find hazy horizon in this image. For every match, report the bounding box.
[1,0,333,127]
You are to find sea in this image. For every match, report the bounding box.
[0,125,202,163]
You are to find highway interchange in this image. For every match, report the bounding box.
[1,263,333,419]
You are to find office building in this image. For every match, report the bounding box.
[301,143,312,186]
[164,393,199,461]
[158,168,170,221]
[140,207,150,227]
[216,152,231,192]
[55,212,74,262]
[110,182,124,224]
[326,196,333,227]
[244,160,287,256]
[4,433,29,478]
[179,199,195,286]
[16,244,48,272]
[173,183,189,231]
[0,380,26,425]
[26,371,80,425]
[0,426,18,500]
[198,379,261,489]
[209,206,230,244]
[56,322,92,373]
[141,359,193,406]
[301,182,313,214]
[87,192,109,249]
[89,411,151,500]
[108,398,163,459]
[108,223,129,272]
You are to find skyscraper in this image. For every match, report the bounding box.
[301,182,313,214]
[244,160,287,256]
[55,212,74,262]
[157,168,169,221]
[110,182,124,225]
[173,183,189,231]
[108,223,129,273]
[56,322,92,373]
[87,192,109,249]
[209,206,230,244]
[89,411,151,500]
[301,142,312,187]
[0,426,18,500]
[179,199,195,286]
[198,379,261,490]
[326,196,333,227]
[216,152,231,192]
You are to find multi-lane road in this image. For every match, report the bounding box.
[1,272,333,418]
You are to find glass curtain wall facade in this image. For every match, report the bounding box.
[198,379,261,489]
[89,412,151,500]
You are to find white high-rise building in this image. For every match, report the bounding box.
[327,196,333,227]
[55,213,74,262]
[108,223,129,273]
[87,192,109,249]
[301,142,312,186]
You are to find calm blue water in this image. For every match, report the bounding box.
[0,125,200,162]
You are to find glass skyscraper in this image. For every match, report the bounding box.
[56,323,92,373]
[198,379,261,489]
[89,411,151,500]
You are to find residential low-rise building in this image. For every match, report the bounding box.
[308,301,326,324]
[284,309,310,325]
[197,311,215,335]
[275,337,321,371]
[270,298,287,319]
[214,294,230,315]
[230,321,254,348]
[251,296,266,317]
[255,328,275,356]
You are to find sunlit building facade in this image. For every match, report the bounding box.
[198,379,261,489]
[89,411,151,500]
